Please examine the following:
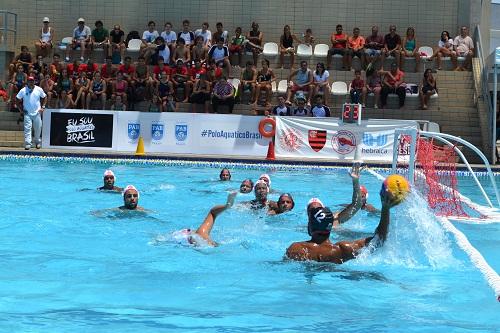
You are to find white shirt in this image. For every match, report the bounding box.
[313,70,330,83]
[142,30,159,43]
[158,46,170,64]
[208,45,229,61]
[16,85,47,116]
[73,25,91,41]
[178,31,194,45]
[454,35,474,54]
[194,29,212,46]
[438,38,454,50]
[161,31,177,44]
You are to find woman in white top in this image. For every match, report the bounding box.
[35,17,54,58]
[429,30,457,70]
[312,62,330,105]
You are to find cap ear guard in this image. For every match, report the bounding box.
[308,207,334,235]
[254,179,269,193]
[123,185,139,198]
[103,169,115,180]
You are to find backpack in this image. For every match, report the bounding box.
[125,31,141,47]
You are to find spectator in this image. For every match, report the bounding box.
[49,53,64,81]
[211,76,235,113]
[56,68,74,102]
[279,25,301,69]
[67,18,91,62]
[419,68,437,110]
[350,69,367,106]
[90,20,109,59]
[213,22,229,45]
[148,93,160,112]
[453,26,474,71]
[141,21,159,64]
[245,22,263,66]
[229,27,246,67]
[173,37,191,63]
[303,28,315,46]
[171,59,192,102]
[15,76,47,150]
[254,59,275,106]
[366,69,383,109]
[429,31,456,70]
[310,94,331,117]
[32,55,48,77]
[160,22,177,51]
[194,22,212,47]
[312,62,330,106]
[84,59,99,79]
[110,94,126,111]
[7,65,27,107]
[35,17,54,58]
[207,59,223,83]
[208,37,231,77]
[327,24,348,70]
[291,96,309,116]
[133,56,151,102]
[272,96,291,116]
[364,26,384,71]
[381,62,405,109]
[190,58,207,82]
[164,94,177,112]
[86,71,106,110]
[40,73,55,107]
[151,36,170,66]
[239,61,257,104]
[0,81,7,103]
[56,89,74,109]
[9,45,33,76]
[101,56,117,86]
[346,27,365,71]
[400,27,420,72]
[285,60,313,106]
[111,71,128,106]
[66,58,85,79]
[382,25,401,70]
[156,72,174,112]
[73,71,90,108]
[109,25,125,63]
[178,19,195,46]
[189,73,211,113]
[192,36,208,63]
[152,56,170,88]
[118,56,135,85]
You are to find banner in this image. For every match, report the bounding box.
[275,117,418,162]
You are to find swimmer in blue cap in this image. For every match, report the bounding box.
[119,185,144,211]
[285,179,402,263]
[98,170,123,192]
[269,193,295,215]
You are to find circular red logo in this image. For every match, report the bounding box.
[279,128,303,152]
[331,130,357,155]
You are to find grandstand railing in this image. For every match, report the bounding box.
[0,11,17,51]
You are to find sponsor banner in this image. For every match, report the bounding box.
[42,109,116,150]
[275,117,418,161]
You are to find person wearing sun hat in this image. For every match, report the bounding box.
[35,17,54,58]
[98,170,123,192]
[15,75,46,150]
[67,18,91,62]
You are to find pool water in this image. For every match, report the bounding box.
[0,157,499,332]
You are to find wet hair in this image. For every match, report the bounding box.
[219,168,231,180]
[278,193,295,210]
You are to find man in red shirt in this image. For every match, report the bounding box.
[171,59,192,102]
[190,58,207,81]
[381,62,405,108]
[327,24,348,70]
[118,56,136,85]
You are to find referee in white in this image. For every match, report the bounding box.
[15,76,47,150]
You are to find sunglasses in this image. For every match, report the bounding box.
[125,194,138,198]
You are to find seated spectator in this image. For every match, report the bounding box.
[346,27,365,71]
[419,68,437,110]
[84,59,99,79]
[291,95,309,116]
[173,37,191,63]
[429,31,456,70]
[86,71,107,110]
[178,20,195,46]
[49,53,64,81]
[239,61,257,104]
[285,60,313,105]
[151,36,170,66]
[381,62,405,109]
[211,76,235,113]
[303,28,315,46]
[140,21,159,64]
[152,56,171,87]
[213,22,229,45]
[32,55,48,77]
[254,59,275,106]
[207,59,223,83]
[56,89,74,109]
[40,73,55,107]
[133,56,151,101]
[101,56,117,95]
[350,70,367,106]
[366,69,383,109]
[110,94,126,111]
[327,24,348,70]
[191,36,208,63]
[312,62,330,105]
[208,37,231,77]
[111,71,128,106]
[189,73,211,113]
[194,22,212,47]
[161,22,177,52]
[279,25,301,69]
[66,58,85,80]
[66,18,91,62]
[35,17,54,58]
[156,72,174,112]
[118,56,135,85]
[245,22,263,66]
[148,93,160,112]
[56,68,74,101]
[400,27,420,72]
[109,25,126,63]
[190,58,207,81]
[272,96,291,116]
[91,20,110,59]
[453,26,474,71]
[7,65,27,106]
[364,26,384,71]
[230,27,246,67]
[73,71,90,108]
[381,25,401,70]
[310,94,331,117]
[9,45,33,76]
[171,59,192,102]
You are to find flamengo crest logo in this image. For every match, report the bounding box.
[66,117,95,143]
[308,130,327,152]
[331,130,357,155]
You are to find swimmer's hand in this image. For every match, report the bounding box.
[226,191,237,208]
[349,162,365,181]
[380,189,398,209]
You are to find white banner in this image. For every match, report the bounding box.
[275,117,418,162]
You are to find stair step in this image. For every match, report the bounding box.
[0,140,23,148]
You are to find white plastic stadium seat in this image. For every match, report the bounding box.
[262,42,279,57]
[58,37,73,51]
[297,44,313,58]
[331,81,348,95]
[271,80,277,92]
[127,39,142,52]
[277,80,288,94]
[418,46,434,60]
[229,78,240,90]
[313,44,329,58]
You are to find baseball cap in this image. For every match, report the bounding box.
[27,76,35,81]
[43,17,50,23]
[78,18,85,23]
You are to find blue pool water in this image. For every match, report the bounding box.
[0,157,499,332]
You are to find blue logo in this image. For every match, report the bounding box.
[128,123,140,140]
[363,133,388,147]
[152,123,164,141]
[175,124,188,142]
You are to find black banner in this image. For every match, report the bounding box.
[49,112,114,147]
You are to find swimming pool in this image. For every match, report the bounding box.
[0,156,498,332]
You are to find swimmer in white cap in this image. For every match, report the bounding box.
[258,174,271,188]
[249,179,276,210]
[119,185,144,210]
[98,170,123,192]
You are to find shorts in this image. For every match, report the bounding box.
[291,83,310,94]
[365,49,381,56]
[422,86,436,94]
[385,50,398,57]
[229,45,243,53]
[457,51,469,57]
[243,83,253,92]
[328,48,345,56]
[216,60,226,68]
[189,92,211,104]
[349,50,364,58]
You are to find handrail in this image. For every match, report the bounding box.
[0,11,17,46]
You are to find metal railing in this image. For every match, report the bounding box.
[0,11,17,49]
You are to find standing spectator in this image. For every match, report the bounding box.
[140,21,159,64]
[419,68,437,110]
[7,65,27,107]
[35,17,54,58]
[285,60,313,106]
[178,20,195,46]
[173,38,191,63]
[230,27,246,67]
[211,76,235,113]
[346,27,365,71]
[15,76,47,150]
[213,22,229,45]
[453,26,474,71]
[9,45,33,76]
[161,22,177,52]
[39,73,55,107]
[429,31,456,70]
[381,25,401,70]
[349,70,367,106]
[245,22,263,66]
[272,96,291,116]
[194,22,212,48]
[66,18,91,62]
[109,25,125,63]
[310,95,331,117]
[400,27,420,72]
[91,20,109,59]
[189,73,211,113]
[86,71,106,110]
[208,38,231,77]
[303,28,315,46]
[327,24,348,70]
[254,59,275,107]
[381,62,405,109]
[366,69,383,109]
[364,26,384,71]
[279,25,301,69]
[171,59,192,102]
[239,61,257,104]
[192,36,208,63]
[312,62,330,106]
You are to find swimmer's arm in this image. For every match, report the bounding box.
[195,192,237,244]
[335,163,363,224]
